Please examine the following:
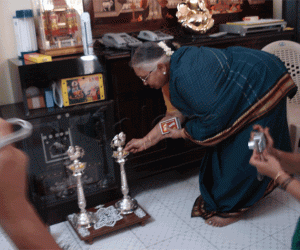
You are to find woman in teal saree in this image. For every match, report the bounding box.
[124,42,297,227]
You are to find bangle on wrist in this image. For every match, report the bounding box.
[274,172,284,184]
[280,176,294,191]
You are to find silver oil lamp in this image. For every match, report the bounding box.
[111,132,138,214]
[67,145,96,228]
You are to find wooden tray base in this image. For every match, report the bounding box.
[67,199,150,244]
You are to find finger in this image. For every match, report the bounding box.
[252,124,263,132]
[250,131,255,140]
[264,128,274,145]
[124,144,135,151]
[260,152,267,162]
[0,118,13,137]
[262,150,270,158]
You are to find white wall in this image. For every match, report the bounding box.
[0,0,284,106]
[0,0,32,106]
[273,0,282,19]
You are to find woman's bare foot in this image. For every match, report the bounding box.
[205,214,242,227]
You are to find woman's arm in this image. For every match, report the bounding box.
[124,109,186,153]
[250,149,300,202]
[275,149,300,175]
[277,172,300,202]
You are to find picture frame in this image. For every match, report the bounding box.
[61,73,106,107]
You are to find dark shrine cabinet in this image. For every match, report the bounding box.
[6,57,121,225]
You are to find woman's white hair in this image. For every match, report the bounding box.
[131,42,171,71]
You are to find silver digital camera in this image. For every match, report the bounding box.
[248,132,266,153]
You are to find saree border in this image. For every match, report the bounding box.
[185,73,296,146]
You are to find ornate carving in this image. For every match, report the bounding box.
[176,0,214,33]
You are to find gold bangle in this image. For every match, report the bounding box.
[143,141,146,150]
[274,172,284,184]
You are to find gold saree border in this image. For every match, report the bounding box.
[185,73,296,146]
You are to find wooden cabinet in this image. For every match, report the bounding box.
[172,30,295,49]
[6,57,121,225]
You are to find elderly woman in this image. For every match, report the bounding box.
[124,42,297,227]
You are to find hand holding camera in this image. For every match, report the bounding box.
[248,132,267,153]
[248,131,267,181]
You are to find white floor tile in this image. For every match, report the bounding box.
[197,220,269,250]
[130,183,162,211]
[147,229,219,250]
[50,221,84,250]
[80,228,147,250]
[0,233,16,250]
[151,179,203,230]
[241,235,290,250]
[244,196,299,235]
[47,172,300,250]
[271,222,297,248]
[130,202,192,247]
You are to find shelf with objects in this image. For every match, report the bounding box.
[6,56,121,225]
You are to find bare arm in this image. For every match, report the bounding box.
[275,149,300,175]
[0,119,61,250]
[250,148,300,202]
[279,173,300,202]
[124,109,186,153]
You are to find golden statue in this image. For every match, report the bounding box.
[176,0,214,33]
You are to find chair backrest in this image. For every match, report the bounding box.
[262,40,300,105]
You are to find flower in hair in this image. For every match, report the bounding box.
[158,41,174,57]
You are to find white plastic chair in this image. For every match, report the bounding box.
[262,40,300,152]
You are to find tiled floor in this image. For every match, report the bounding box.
[1,168,300,250]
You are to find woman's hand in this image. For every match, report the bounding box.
[249,149,283,179]
[124,138,151,153]
[252,124,277,157]
[166,128,187,139]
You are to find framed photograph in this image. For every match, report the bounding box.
[61,74,106,107]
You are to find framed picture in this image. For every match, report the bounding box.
[61,74,106,106]
[207,0,244,14]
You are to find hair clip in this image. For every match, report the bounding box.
[157,41,174,57]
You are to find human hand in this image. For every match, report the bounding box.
[167,128,186,139]
[251,124,277,157]
[124,138,150,153]
[249,149,283,179]
[0,118,29,198]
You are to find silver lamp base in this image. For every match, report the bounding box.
[115,197,138,215]
[73,211,97,229]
